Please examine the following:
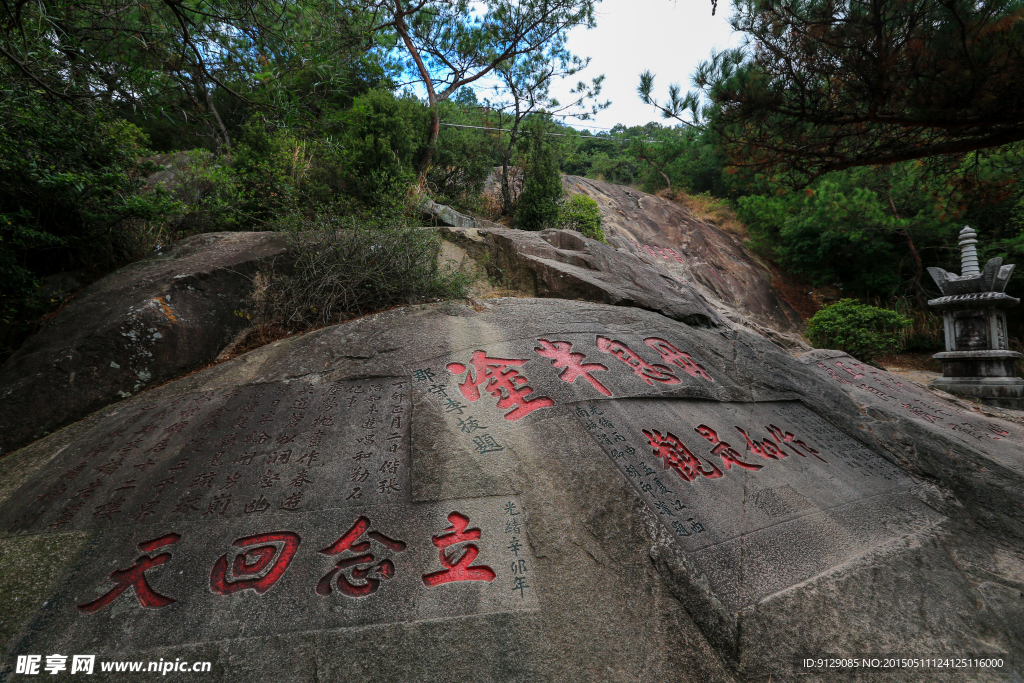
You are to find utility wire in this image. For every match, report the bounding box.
[439,121,659,143]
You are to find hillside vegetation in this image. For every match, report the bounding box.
[2,0,1022,360]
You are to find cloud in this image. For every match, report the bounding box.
[551,0,740,131]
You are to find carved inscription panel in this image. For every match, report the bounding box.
[0,379,541,650]
[1,380,411,535]
[12,497,538,650]
[577,399,941,611]
[954,313,988,350]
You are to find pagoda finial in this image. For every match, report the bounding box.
[959,226,980,277]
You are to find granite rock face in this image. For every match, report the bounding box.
[418,196,505,230]
[0,297,1021,682]
[0,232,288,457]
[439,225,722,327]
[563,175,806,341]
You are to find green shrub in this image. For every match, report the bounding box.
[806,299,913,361]
[427,102,496,212]
[231,122,305,222]
[166,149,243,234]
[251,210,470,330]
[324,89,428,202]
[558,194,605,242]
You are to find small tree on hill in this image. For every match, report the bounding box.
[516,118,563,230]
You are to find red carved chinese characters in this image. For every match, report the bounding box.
[734,427,785,460]
[694,425,764,472]
[446,351,554,420]
[534,339,611,396]
[642,429,723,482]
[817,362,851,384]
[316,517,407,598]
[765,425,828,463]
[209,532,300,595]
[595,336,680,386]
[643,421,829,484]
[422,512,496,587]
[644,338,713,381]
[78,533,181,613]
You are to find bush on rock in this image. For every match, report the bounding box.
[558,194,605,242]
[806,299,912,362]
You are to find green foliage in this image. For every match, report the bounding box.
[427,101,498,212]
[251,211,470,330]
[326,90,429,201]
[558,194,605,242]
[0,0,389,151]
[558,122,737,198]
[380,0,599,176]
[806,299,913,361]
[889,297,944,352]
[167,150,244,233]
[153,90,434,236]
[0,90,176,327]
[639,0,1024,178]
[516,120,564,230]
[736,165,954,297]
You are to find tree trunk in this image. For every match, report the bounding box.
[657,167,671,191]
[501,156,513,215]
[501,110,524,215]
[887,191,927,309]
[901,228,928,309]
[417,103,440,182]
[204,85,231,153]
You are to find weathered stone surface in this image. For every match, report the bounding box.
[439,225,723,327]
[798,348,1024,538]
[0,232,288,457]
[419,197,505,230]
[1,297,1022,681]
[563,175,806,339]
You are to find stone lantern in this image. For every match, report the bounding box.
[927,226,1023,408]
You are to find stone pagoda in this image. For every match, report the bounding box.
[927,226,1023,408]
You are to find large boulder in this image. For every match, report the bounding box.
[439,225,722,327]
[0,296,1021,681]
[563,175,807,339]
[0,232,288,457]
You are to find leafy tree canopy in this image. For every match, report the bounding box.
[367,0,600,177]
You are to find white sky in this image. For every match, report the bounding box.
[548,0,741,131]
